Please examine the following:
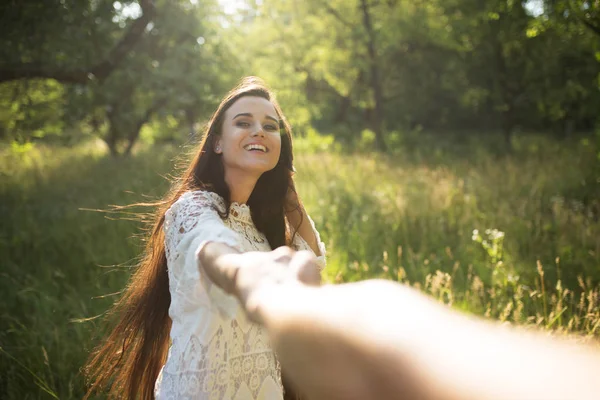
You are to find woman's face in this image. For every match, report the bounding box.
[216,96,282,176]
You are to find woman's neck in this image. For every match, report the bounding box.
[224,169,259,204]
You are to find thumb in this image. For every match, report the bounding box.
[289,251,321,286]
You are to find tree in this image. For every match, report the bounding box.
[0,79,65,143]
[66,0,239,156]
[533,0,600,135]
[546,0,600,37]
[1,0,240,154]
[0,0,155,84]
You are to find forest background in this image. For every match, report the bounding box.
[1,0,600,398]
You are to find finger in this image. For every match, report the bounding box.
[272,246,295,263]
[289,251,321,286]
[235,257,291,312]
[240,271,293,324]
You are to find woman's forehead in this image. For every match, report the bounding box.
[226,96,277,119]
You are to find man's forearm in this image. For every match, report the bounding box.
[252,281,600,400]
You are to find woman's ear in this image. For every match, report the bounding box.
[214,138,223,154]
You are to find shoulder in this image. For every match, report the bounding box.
[178,190,226,208]
[167,190,227,219]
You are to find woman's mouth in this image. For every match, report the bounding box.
[244,144,268,152]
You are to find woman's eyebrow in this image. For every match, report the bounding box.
[233,112,279,123]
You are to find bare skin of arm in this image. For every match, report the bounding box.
[285,184,321,256]
[212,249,600,400]
[288,206,321,256]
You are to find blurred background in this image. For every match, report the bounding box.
[1,0,599,398]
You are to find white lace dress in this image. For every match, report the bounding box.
[154,190,326,400]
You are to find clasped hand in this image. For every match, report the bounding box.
[199,244,321,323]
[234,247,321,317]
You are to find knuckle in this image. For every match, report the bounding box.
[274,246,293,257]
[297,264,321,285]
[292,252,321,285]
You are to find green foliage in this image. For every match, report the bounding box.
[0,0,116,71]
[0,140,172,399]
[1,133,599,397]
[1,1,600,396]
[221,0,600,146]
[60,0,239,156]
[0,0,240,154]
[0,80,65,143]
[2,0,599,152]
[292,127,338,153]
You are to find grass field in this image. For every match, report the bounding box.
[1,133,599,398]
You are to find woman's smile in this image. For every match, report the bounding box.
[244,143,268,152]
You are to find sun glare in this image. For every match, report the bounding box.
[218,0,249,15]
[524,0,544,17]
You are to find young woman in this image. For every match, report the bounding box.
[85,77,326,400]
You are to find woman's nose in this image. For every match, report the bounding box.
[251,124,265,137]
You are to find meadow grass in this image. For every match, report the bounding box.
[1,133,599,398]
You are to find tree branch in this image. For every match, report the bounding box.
[0,0,156,84]
[568,0,600,38]
[124,96,168,155]
[318,2,354,29]
[579,15,600,37]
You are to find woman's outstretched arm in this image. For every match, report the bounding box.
[198,243,321,301]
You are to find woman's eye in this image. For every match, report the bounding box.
[236,121,250,128]
[264,125,277,131]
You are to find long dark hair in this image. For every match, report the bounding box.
[84,77,302,400]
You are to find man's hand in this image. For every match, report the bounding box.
[207,246,321,322]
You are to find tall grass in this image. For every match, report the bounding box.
[1,134,599,398]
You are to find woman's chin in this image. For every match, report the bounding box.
[224,158,279,176]
[245,161,278,174]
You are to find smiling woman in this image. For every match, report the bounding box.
[214,97,284,202]
[84,77,326,400]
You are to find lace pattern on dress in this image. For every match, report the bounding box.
[158,190,286,400]
[157,189,325,400]
[158,323,279,400]
[226,202,266,245]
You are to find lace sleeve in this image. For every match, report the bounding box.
[292,213,327,272]
[164,190,241,319]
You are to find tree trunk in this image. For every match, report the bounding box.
[564,119,575,138]
[360,0,387,152]
[105,108,121,157]
[502,111,514,149]
[124,98,167,156]
[105,130,120,157]
[489,15,516,151]
[334,95,351,124]
[185,107,198,138]
[123,132,138,156]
